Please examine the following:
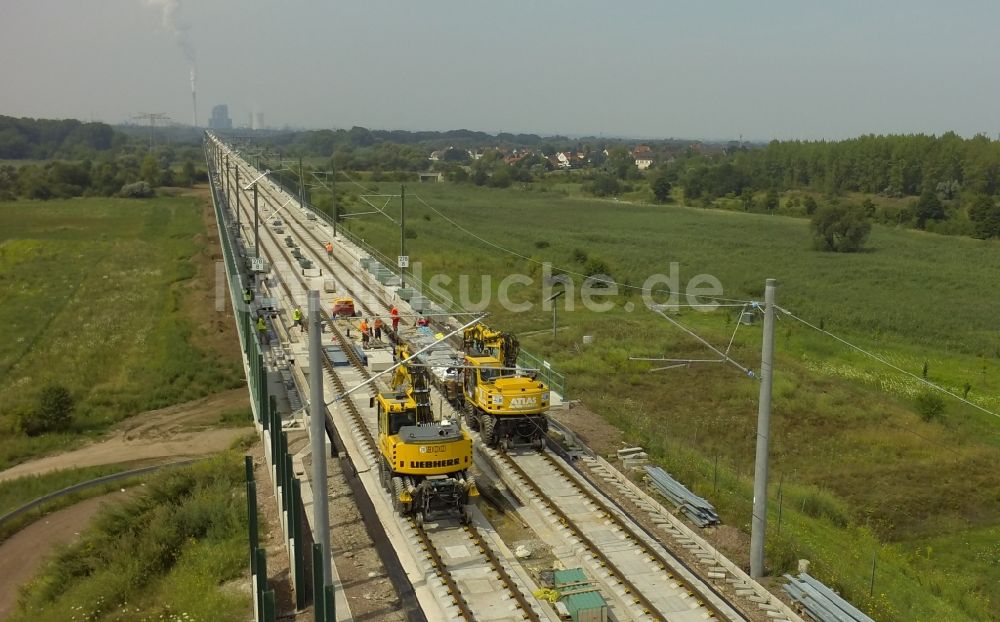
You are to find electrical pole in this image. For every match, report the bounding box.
[400,184,406,289]
[545,288,565,344]
[298,156,304,211]
[553,301,558,342]
[750,278,776,578]
[253,183,259,259]
[132,112,168,153]
[235,169,241,231]
[308,291,333,587]
[331,168,338,238]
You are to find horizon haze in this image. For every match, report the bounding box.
[2,0,999,141]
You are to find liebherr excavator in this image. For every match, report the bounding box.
[375,344,477,523]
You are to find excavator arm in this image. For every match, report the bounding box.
[392,345,432,423]
[463,322,520,369]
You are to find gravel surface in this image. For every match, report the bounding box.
[303,450,406,622]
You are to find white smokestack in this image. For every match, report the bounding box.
[190,67,197,127]
[145,1,199,126]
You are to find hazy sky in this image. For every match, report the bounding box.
[2,0,999,140]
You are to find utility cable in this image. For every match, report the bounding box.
[333,169,754,303]
[409,192,753,304]
[778,306,1000,420]
[724,304,749,357]
[651,308,754,376]
[339,169,377,193]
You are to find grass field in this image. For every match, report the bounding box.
[333,181,1000,620]
[10,454,250,622]
[0,194,244,468]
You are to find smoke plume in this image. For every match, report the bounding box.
[145,0,196,64]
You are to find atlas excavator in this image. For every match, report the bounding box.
[374,344,477,523]
[455,322,550,450]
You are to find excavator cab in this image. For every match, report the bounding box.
[377,394,418,436]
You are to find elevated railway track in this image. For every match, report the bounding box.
[208,135,800,622]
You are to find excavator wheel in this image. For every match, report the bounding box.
[480,415,497,446]
[380,458,394,491]
[391,477,404,513]
[464,404,480,431]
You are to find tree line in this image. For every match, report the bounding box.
[0,153,204,200]
[0,116,121,159]
[666,133,1000,239]
[2,117,967,241]
[674,132,1000,200]
[255,124,1000,241]
[0,116,206,200]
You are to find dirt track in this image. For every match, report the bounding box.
[0,491,131,621]
[0,388,252,619]
[0,389,251,484]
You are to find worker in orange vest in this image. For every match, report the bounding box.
[373,316,384,343]
[390,306,400,333]
[358,318,370,348]
[325,241,333,256]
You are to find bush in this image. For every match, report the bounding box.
[585,173,622,197]
[18,384,74,436]
[488,168,512,188]
[796,486,850,527]
[11,455,248,621]
[810,204,871,252]
[913,190,945,229]
[968,194,1000,239]
[803,195,818,215]
[119,181,154,198]
[915,391,946,422]
[766,534,800,574]
[650,169,673,203]
[583,258,611,278]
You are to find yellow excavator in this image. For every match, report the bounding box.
[458,322,550,450]
[375,344,477,523]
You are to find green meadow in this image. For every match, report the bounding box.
[0,196,244,468]
[334,181,1000,620]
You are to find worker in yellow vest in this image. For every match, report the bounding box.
[256,315,268,345]
[292,307,304,331]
